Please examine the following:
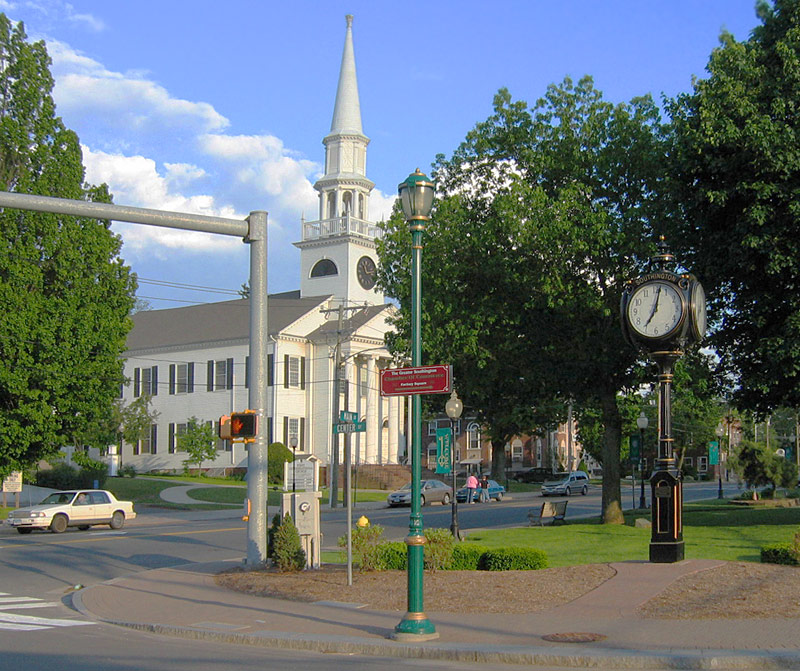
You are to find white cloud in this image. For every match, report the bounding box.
[369,188,397,223]
[82,146,243,257]
[66,9,104,32]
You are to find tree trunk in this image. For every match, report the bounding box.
[490,439,506,479]
[600,390,625,524]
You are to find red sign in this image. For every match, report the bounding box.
[380,365,452,397]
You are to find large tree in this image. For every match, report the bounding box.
[0,15,135,474]
[669,0,800,415]
[378,78,668,523]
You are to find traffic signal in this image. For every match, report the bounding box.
[230,412,258,440]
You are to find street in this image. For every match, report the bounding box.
[0,480,724,670]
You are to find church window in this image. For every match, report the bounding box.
[327,193,336,219]
[342,191,352,214]
[358,193,365,219]
[311,259,338,277]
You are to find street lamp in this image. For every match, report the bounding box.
[716,425,724,499]
[393,168,437,642]
[290,435,298,493]
[637,412,648,509]
[445,390,463,541]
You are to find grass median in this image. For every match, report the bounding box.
[464,501,800,566]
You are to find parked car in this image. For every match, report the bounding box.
[541,471,590,497]
[387,480,452,507]
[514,467,553,483]
[456,479,506,503]
[7,489,136,534]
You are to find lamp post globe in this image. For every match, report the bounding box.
[394,168,438,642]
[445,390,463,540]
[637,412,648,509]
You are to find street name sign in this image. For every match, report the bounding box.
[379,365,452,397]
[333,421,366,434]
[340,411,359,423]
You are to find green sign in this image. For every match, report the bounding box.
[333,421,366,434]
[708,440,719,466]
[435,428,452,474]
[629,434,640,463]
[340,411,358,423]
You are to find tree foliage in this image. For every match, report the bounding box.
[668,0,800,414]
[0,15,136,474]
[377,78,668,523]
[177,417,217,471]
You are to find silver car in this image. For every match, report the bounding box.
[541,471,590,497]
[387,480,452,507]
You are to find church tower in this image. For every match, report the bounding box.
[295,15,384,305]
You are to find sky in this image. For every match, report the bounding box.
[1,0,763,308]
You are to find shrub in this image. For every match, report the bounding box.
[338,523,386,572]
[268,443,293,484]
[272,513,306,572]
[482,547,548,571]
[36,463,79,490]
[118,464,137,478]
[761,543,800,566]
[374,542,407,570]
[451,543,490,570]
[267,513,282,558]
[423,528,455,572]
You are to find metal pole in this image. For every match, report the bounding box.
[639,428,647,509]
[246,211,270,566]
[450,417,461,540]
[330,306,343,508]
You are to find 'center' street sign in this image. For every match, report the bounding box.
[333,421,366,434]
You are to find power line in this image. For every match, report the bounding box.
[136,277,241,296]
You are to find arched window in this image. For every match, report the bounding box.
[342,191,353,214]
[327,193,336,219]
[467,422,481,452]
[358,193,366,219]
[310,259,338,278]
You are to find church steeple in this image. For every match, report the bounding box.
[330,15,363,136]
[294,15,383,306]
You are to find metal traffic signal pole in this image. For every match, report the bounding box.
[0,191,272,566]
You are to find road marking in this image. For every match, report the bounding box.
[0,594,94,631]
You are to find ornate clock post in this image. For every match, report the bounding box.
[621,238,706,563]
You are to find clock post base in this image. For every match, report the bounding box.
[649,540,684,563]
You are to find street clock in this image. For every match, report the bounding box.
[620,238,706,351]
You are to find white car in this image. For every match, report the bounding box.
[541,471,590,497]
[7,489,136,534]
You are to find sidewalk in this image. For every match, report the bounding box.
[73,556,800,669]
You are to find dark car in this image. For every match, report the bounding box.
[514,468,553,483]
[456,479,506,503]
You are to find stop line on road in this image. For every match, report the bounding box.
[0,592,94,631]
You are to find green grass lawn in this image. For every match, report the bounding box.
[463,501,800,566]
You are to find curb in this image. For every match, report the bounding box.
[71,590,800,669]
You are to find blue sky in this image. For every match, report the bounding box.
[1,0,761,307]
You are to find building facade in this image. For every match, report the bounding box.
[116,16,407,474]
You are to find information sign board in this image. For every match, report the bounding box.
[380,365,452,397]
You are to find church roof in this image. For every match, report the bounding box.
[329,15,364,137]
[126,291,331,352]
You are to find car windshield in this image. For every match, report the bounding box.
[398,483,412,491]
[40,492,76,504]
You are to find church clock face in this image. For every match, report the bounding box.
[356,256,377,290]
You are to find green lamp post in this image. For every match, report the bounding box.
[393,168,438,641]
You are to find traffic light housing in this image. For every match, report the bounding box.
[230,411,258,441]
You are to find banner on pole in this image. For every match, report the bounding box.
[708,440,719,466]
[435,428,452,474]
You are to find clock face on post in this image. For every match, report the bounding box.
[626,281,684,340]
[691,282,707,341]
[356,255,377,290]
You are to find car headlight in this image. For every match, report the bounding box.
[30,512,47,518]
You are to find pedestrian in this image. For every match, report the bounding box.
[479,474,490,503]
[465,473,479,504]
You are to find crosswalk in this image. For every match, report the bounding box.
[0,593,94,631]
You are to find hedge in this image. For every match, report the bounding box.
[451,543,491,570]
[481,547,548,571]
[761,543,800,566]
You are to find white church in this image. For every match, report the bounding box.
[117,16,409,474]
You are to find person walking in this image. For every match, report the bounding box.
[465,473,479,504]
[479,474,490,503]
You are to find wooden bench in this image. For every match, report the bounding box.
[528,500,568,526]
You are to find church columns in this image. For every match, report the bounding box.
[388,391,399,464]
[365,356,378,463]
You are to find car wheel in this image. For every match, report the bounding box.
[581,485,588,495]
[495,492,503,501]
[420,495,427,507]
[78,525,91,531]
[16,528,32,535]
[109,511,125,530]
[50,514,68,534]
[565,486,572,496]
[442,492,451,505]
